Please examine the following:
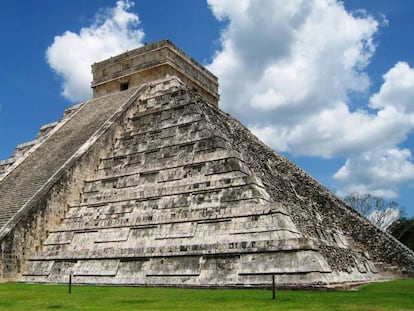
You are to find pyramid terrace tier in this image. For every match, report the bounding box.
[48,202,300,234]
[23,246,378,287]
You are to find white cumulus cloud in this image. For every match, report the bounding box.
[370,61,414,113]
[207,0,414,197]
[46,0,144,102]
[334,148,414,198]
[332,62,414,197]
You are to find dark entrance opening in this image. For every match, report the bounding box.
[120,82,129,91]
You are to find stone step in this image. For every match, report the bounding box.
[31,238,316,261]
[0,88,138,230]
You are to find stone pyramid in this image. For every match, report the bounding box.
[1,40,413,288]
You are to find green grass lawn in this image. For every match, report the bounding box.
[0,279,413,311]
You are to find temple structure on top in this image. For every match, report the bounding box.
[0,40,413,288]
[91,40,219,105]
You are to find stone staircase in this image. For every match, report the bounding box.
[0,104,85,181]
[0,88,138,231]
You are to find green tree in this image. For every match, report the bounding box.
[388,217,414,251]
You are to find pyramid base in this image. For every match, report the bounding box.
[21,248,388,288]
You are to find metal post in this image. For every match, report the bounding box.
[272,274,276,300]
[68,273,72,294]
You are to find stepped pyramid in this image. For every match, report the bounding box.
[1,40,413,288]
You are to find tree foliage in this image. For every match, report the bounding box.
[344,193,401,230]
[388,217,414,251]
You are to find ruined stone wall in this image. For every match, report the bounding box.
[199,99,414,272]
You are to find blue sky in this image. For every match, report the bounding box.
[0,1,413,216]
